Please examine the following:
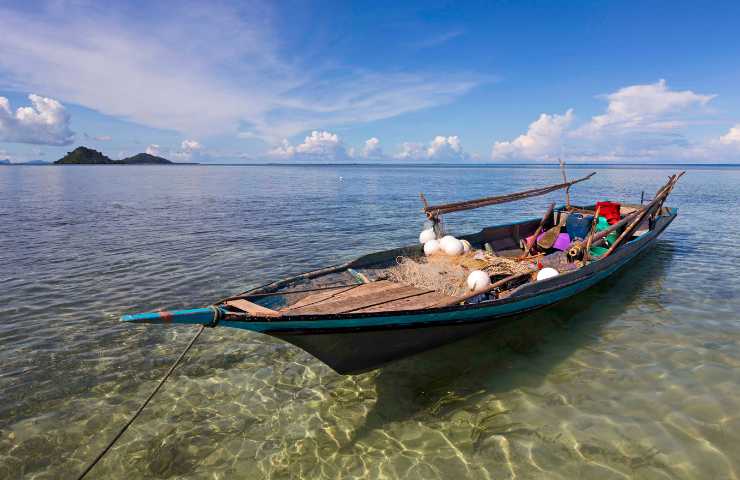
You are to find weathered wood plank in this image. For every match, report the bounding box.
[281,285,358,311]
[285,283,429,315]
[226,299,281,317]
[352,291,448,313]
[283,281,399,313]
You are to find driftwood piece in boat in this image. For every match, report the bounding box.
[422,172,595,219]
[225,299,281,317]
[603,173,683,258]
[434,270,536,308]
[520,203,555,259]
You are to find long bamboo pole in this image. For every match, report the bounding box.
[602,173,683,258]
[587,174,679,251]
[560,159,570,209]
[423,172,595,218]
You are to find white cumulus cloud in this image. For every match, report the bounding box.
[0,94,74,145]
[145,144,161,156]
[574,79,714,138]
[181,139,202,151]
[719,124,740,145]
[490,80,720,162]
[361,137,382,158]
[396,135,470,161]
[269,133,471,162]
[269,130,350,161]
[491,110,573,161]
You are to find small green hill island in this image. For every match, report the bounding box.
[54,147,182,165]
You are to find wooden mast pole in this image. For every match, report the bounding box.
[560,158,570,209]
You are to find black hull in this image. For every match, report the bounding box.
[272,319,511,374]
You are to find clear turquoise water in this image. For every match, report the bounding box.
[1,165,739,479]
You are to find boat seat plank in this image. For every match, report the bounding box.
[352,291,448,313]
[285,282,431,315]
[281,285,359,311]
[226,299,281,317]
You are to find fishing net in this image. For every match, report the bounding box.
[385,257,468,296]
[385,252,533,296]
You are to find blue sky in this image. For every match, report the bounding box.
[1,0,740,163]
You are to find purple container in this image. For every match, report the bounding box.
[552,233,572,251]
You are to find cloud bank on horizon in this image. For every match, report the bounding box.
[1,1,740,163]
[491,80,737,163]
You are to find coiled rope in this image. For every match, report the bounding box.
[76,324,206,479]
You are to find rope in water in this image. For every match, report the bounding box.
[76,324,206,480]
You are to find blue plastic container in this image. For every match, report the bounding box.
[566,213,594,240]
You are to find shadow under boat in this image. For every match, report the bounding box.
[344,241,675,446]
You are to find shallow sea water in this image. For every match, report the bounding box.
[1,164,739,479]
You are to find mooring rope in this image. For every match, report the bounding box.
[76,324,206,479]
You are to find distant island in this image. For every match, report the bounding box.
[54,146,179,165]
[0,159,10,165]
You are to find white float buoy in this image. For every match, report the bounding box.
[439,235,456,249]
[423,239,440,256]
[419,228,436,245]
[536,267,559,281]
[467,270,491,291]
[460,239,471,253]
[442,238,464,256]
[439,235,461,253]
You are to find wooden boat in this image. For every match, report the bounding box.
[121,172,682,374]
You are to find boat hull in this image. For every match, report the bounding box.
[221,209,677,374]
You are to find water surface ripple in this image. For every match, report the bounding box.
[1,165,739,479]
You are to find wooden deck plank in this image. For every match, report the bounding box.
[281,285,358,311]
[351,290,448,313]
[226,299,281,317]
[283,281,398,312]
[285,282,429,315]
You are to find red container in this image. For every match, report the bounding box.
[596,201,621,225]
